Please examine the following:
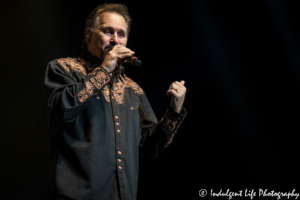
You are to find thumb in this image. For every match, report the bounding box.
[180,80,185,85]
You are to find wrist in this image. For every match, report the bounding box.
[175,108,181,113]
[170,105,181,113]
[102,65,112,73]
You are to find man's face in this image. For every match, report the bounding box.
[87,11,128,60]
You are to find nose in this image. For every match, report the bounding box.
[110,33,119,45]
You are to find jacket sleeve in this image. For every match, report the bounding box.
[138,92,187,159]
[44,59,111,123]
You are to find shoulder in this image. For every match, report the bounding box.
[124,75,144,97]
[49,57,88,76]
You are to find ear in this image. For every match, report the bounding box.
[84,28,92,45]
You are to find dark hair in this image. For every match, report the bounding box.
[82,3,132,50]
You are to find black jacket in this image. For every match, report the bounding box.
[44,51,186,200]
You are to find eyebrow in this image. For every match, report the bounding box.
[99,25,127,34]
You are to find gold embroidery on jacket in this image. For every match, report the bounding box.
[57,57,142,105]
[102,76,143,105]
[131,103,138,110]
[102,85,111,103]
[161,111,178,133]
[57,58,89,76]
[77,68,110,104]
[160,108,185,148]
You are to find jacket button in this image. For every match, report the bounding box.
[118,151,121,154]
[117,130,120,133]
[118,159,121,162]
[115,116,118,119]
[119,166,122,169]
[116,123,119,125]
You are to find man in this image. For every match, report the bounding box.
[44,3,187,200]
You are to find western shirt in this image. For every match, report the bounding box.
[44,50,186,200]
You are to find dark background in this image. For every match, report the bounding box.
[1,0,300,199]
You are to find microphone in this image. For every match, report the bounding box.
[106,44,142,66]
[127,55,142,67]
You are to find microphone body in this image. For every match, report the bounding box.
[107,44,142,66]
[127,56,142,67]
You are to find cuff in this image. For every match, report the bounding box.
[160,107,187,148]
[76,66,111,105]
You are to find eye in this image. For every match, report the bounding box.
[103,29,112,35]
[118,32,126,37]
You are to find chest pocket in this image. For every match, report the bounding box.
[130,103,138,110]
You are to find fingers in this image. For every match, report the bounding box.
[122,52,135,59]
[102,45,134,73]
[167,81,186,97]
[167,80,186,98]
[167,80,187,113]
[166,89,180,97]
[169,81,186,92]
[112,45,134,57]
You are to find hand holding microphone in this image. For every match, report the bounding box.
[101,45,142,73]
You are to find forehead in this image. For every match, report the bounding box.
[96,11,127,31]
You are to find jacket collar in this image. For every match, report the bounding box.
[80,50,102,71]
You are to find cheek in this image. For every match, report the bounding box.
[92,34,106,47]
[121,38,128,46]
[99,35,110,45]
